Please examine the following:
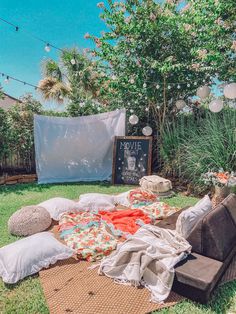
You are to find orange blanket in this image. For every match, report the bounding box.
[99,209,151,236]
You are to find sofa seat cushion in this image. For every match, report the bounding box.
[186,203,236,261]
[175,252,222,291]
[222,193,236,225]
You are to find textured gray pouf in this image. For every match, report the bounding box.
[8,205,52,236]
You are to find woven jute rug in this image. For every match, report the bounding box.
[40,223,236,314]
[39,257,184,314]
[40,254,236,314]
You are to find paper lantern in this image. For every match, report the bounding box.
[196,86,211,99]
[129,114,139,125]
[175,100,186,110]
[209,99,224,113]
[223,83,236,99]
[142,126,153,136]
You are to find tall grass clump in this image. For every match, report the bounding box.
[160,112,200,177]
[161,108,236,189]
[181,109,236,185]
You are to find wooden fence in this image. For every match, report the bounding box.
[0,150,36,175]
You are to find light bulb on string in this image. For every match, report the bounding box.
[145,107,149,112]
[45,43,51,52]
[177,84,181,89]
[187,83,190,87]
[4,76,10,84]
[168,85,171,90]
[130,109,134,113]
[156,84,160,89]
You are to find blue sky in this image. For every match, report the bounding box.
[0,0,106,108]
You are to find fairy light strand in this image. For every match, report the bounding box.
[0,17,63,52]
[0,72,40,90]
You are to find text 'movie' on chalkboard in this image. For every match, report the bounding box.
[112,136,152,185]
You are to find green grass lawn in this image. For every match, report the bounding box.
[0,183,235,314]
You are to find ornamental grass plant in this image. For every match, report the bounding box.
[161,108,236,190]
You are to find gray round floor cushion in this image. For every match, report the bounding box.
[8,205,52,236]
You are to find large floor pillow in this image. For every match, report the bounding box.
[38,197,82,220]
[78,193,115,211]
[8,205,52,236]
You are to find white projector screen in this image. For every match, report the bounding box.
[34,109,126,184]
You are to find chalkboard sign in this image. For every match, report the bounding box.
[112,136,152,185]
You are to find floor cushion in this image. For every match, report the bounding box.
[8,205,52,236]
[77,193,115,211]
[175,195,212,238]
[139,175,172,193]
[38,197,82,220]
[0,232,74,284]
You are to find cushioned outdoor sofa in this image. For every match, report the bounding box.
[156,193,236,304]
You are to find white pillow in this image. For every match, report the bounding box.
[38,197,82,220]
[176,195,212,238]
[113,191,131,207]
[0,232,74,284]
[78,193,115,211]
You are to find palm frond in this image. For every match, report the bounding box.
[38,77,71,103]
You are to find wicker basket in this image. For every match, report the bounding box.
[139,175,172,194]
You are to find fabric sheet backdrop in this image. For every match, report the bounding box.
[34,109,126,184]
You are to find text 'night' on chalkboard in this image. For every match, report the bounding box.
[112,136,152,185]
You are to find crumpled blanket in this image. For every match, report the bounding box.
[99,224,191,303]
[129,189,158,206]
[59,212,117,261]
[132,201,178,220]
[99,209,151,238]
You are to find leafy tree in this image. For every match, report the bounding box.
[88,0,236,135]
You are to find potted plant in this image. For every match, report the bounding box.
[201,170,236,206]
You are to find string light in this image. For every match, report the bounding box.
[4,76,10,84]
[0,17,64,53]
[0,72,40,90]
[44,43,51,52]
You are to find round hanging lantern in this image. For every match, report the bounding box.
[175,100,186,110]
[209,99,224,113]
[129,114,139,125]
[196,85,211,99]
[142,126,153,136]
[223,83,236,99]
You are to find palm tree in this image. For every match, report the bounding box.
[38,48,103,104]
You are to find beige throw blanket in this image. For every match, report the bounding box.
[99,224,191,303]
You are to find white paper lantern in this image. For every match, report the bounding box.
[129,114,139,125]
[196,85,211,99]
[223,83,236,99]
[175,100,186,110]
[142,126,152,136]
[209,99,224,113]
